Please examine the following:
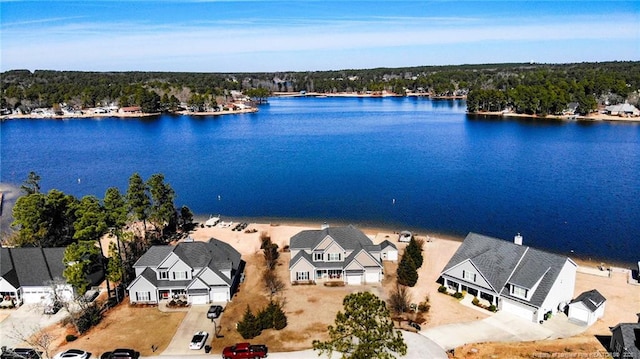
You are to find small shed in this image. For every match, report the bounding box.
[568,289,606,326]
[379,240,398,261]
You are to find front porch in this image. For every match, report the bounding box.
[443,278,498,307]
[315,269,344,282]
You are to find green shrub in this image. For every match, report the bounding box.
[66,334,77,342]
[472,297,479,306]
[453,292,464,299]
[488,304,497,312]
[437,285,447,293]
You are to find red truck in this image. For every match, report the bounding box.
[221,343,268,359]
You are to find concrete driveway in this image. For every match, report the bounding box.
[423,311,587,351]
[161,304,219,355]
[0,304,68,347]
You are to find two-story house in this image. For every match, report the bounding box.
[127,238,244,304]
[439,232,577,323]
[288,225,397,285]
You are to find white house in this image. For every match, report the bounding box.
[288,225,397,285]
[127,238,243,304]
[568,289,606,326]
[440,232,577,323]
[0,247,75,305]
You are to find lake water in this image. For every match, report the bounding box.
[1,97,639,265]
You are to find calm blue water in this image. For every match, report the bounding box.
[1,97,639,264]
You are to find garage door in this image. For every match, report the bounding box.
[22,289,50,304]
[569,306,589,324]
[211,291,227,302]
[190,294,209,305]
[365,272,379,283]
[386,251,398,261]
[501,300,535,322]
[346,275,362,285]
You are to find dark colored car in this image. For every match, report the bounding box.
[222,343,268,359]
[207,305,223,319]
[408,320,421,331]
[1,347,42,359]
[100,348,140,359]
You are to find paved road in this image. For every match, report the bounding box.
[147,331,447,359]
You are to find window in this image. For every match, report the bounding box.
[136,291,150,301]
[296,271,309,281]
[511,285,527,298]
[328,253,341,261]
[172,271,188,280]
[462,270,476,282]
[314,252,324,261]
[159,271,169,280]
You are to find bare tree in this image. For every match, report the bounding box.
[263,269,285,297]
[7,324,55,359]
[388,284,412,316]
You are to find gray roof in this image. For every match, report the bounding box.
[379,240,397,250]
[571,289,606,312]
[610,323,640,358]
[442,232,574,307]
[133,238,242,274]
[0,247,66,287]
[290,225,373,251]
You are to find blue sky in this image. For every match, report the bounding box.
[1,1,638,72]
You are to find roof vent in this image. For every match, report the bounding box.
[514,233,523,245]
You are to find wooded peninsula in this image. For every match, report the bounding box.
[2,61,639,118]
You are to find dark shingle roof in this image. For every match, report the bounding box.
[0,247,66,287]
[442,233,527,292]
[610,323,640,358]
[442,232,574,307]
[290,225,373,251]
[571,289,606,312]
[132,238,242,274]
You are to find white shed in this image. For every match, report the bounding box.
[379,240,398,261]
[568,289,606,326]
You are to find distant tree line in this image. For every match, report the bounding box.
[2,62,638,115]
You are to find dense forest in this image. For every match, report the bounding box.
[1,61,639,116]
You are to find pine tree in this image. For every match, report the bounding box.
[405,237,423,268]
[396,253,418,287]
[237,306,261,339]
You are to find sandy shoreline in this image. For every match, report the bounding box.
[190,215,637,268]
[470,110,640,123]
[0,107,258,121]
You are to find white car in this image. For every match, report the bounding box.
[53,349,91,359]
[189,331,209,350]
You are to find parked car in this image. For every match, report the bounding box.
[82,289,99,302]
[1,347,42,359]
[189,331,209,350]
[408,320,421,331]
[222,343,268,359]
[207,305,223,319]
[100,348,140,359]
[43,300,62,315]
[52,349,91,359]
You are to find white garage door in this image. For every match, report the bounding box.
[346,275,362,285]
[569,306,589,324]
[386,251,398,261]
[365,272,380,283]
[190,294,209,305]
[501,300,535,322]
[211,291,227,302]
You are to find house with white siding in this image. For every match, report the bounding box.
[288,225,397,285]
[127,238,244,304]
[568,289,606,326]
[1,247,75,305]
[439,232,577,323]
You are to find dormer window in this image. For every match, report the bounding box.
[511,285,528,299]
[328,253,341,261]
[314,252,324,261]
[462,270,476,282]
[159,271,169,280]
[173,271,188,280]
